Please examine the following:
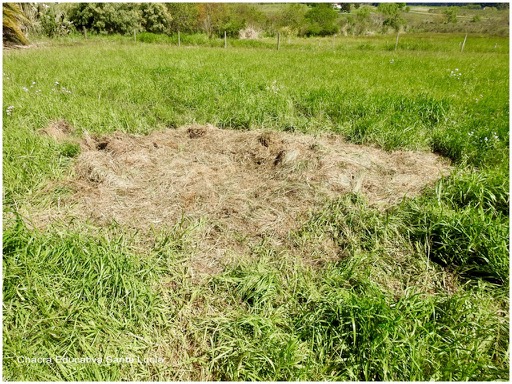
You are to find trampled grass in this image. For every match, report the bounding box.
[3,33,509,380]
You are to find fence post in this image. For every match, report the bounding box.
[134,29,137,42]
[277,32,280,51]
[224,31,227,48]
[461,34,467,53]
[394,32,400,51]
[178,31,181,47]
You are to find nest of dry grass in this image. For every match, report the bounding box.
[34,122,452,277]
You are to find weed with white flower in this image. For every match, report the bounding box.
[266,80,282,94]
[449,68,462,79]
[52,81,72,95]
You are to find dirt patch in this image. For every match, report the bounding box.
[33,124,451,277]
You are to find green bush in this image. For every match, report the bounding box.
[378,3,407,32]
[137,32,170,44]
[444,7,458,24]
[69,3,140,35]
[139,3,172,34]
[167,3,200,34]
[302,4,339,37]
[180,33,211,46]
[39,4,75,38]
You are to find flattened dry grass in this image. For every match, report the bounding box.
[24,123,450,278]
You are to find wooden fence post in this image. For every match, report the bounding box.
[461,34,467,53]
[224,31,227,48]
[178,31,181,47]
[277,32,280,51]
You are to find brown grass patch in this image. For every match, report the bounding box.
[39,119,75,142]
[32,124,452,277]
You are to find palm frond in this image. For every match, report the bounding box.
[3,3,30,45]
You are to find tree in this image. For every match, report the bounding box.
[3,3,30,45]
[69,3,141,35]
[139,3,172,34]
[275,3,308,36]
[166,3,200,34]
[377,3,406,32]
[196,3,256,38]
[197,3,225,38]
[303,3,339,36]
[338,4,352,13]
[218,4,248,38]
[485,3,509,10]
[229,4,265,30]
[344,5,372,35]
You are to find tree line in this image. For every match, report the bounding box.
[5,3,414,44]
[4,2,507,46]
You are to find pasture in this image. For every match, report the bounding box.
[3,33,509,380]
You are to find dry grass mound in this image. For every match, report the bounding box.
[39,119,75,142]
[36,124,452,277]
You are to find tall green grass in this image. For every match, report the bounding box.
[206,194,508,380]
[3,34,509,380]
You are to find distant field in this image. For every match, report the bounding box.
[3,34,509,381]
[404,5,509,35]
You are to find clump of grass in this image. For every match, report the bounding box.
[204,192,508,381]
[401,170,509,284]
[214,260,281,310]
[441,167,509,215]
[58,142,80,158]
[2,214,183,380]
[293,277,508,381]
[137,32,173,44]
[207,313,309,381]
[205,241,508,381]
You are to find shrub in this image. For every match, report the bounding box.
[275,4,307,36]
[377,3,407,32]
[69,3,140,35]
[39,4,75,38]
[444,7,458,24]
[167,3,200,34]
[138,3,172,34]
[302,4,339,37]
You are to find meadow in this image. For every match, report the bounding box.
[3,33,509,380]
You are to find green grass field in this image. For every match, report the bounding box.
[3,33,509,381]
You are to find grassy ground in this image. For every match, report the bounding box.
[3,34,509,380]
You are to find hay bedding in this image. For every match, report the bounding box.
[37,122,451,276]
